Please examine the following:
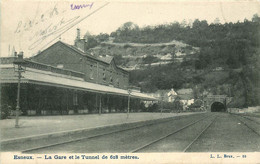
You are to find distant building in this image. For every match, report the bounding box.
[180,99,195,111]
[176,88,193,98]
[176,88,194,110]
[167,89,177,102]
[148,90,169,102]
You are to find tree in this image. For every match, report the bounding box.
[173,97,183,111]
[192,19,208,30]
[107,16,259,108]
[252,14,260,23]
[85,36,98,50]
[119,22,139,31]
[213,18,221,25]
[181,19,187,27]
[96,33,109,42]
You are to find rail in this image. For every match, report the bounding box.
[20,114,203,153]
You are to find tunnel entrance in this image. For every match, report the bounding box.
[211,102,226,112]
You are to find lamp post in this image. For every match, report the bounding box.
[13,52,26,128]
[127,89,131,118]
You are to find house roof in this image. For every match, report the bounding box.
[59,41,111,64]
[176,88,193,95]
[32,41,128,73]
[59,41,128,73]
[177,94,194,100]
[176,88,194,100]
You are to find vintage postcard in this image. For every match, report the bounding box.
[0,0,260,163]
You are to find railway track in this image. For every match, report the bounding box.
[183,116,217,152]
[20,113,259,153]
[234,114,260,125]
[21,113,210,153]
[184,113,260,152]
[130,115,217,153]
[230,113,260,137]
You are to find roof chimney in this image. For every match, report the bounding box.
[13,51,25,65]
[18,51,24,59]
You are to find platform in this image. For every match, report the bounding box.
[0,112,202,144]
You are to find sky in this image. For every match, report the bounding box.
[1,0,260,57]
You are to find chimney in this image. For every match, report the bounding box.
[76,28,80,40]
[13,51,25,65]
[18,51,24,60]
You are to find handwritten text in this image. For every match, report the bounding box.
[71,3,94,10]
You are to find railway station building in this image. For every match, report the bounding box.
[0,32,156,116]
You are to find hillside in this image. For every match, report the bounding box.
[84,14,260,108]
[88,39,199,70]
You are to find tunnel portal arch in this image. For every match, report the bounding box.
[210,101,226,112]
[206,95,231,112]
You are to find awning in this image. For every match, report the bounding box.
[0,65,157,101]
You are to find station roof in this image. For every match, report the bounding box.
[0,65,157,101]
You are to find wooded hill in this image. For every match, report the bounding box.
[85,14,260,108]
